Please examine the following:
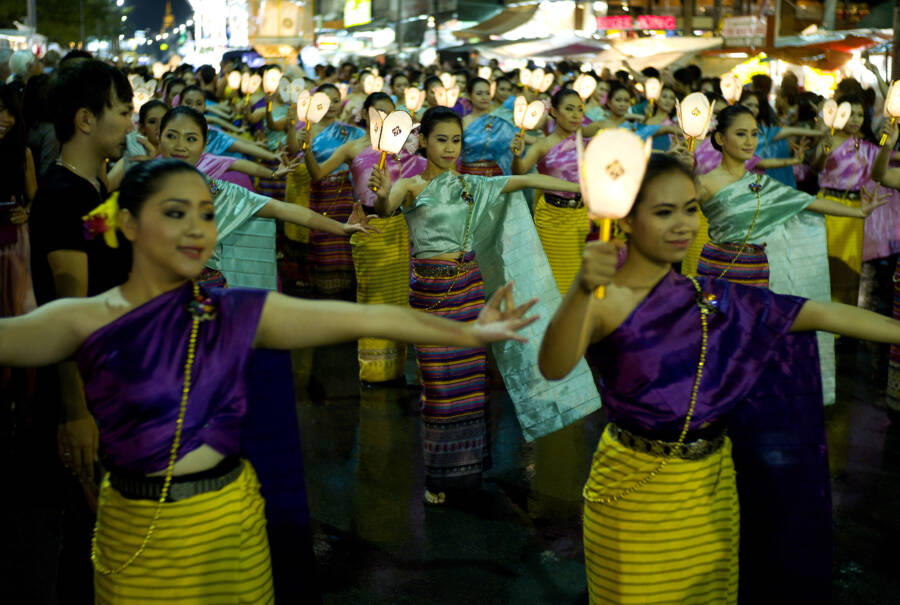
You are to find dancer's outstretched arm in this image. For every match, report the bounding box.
[255,282,538,351]
[793,300,900,342]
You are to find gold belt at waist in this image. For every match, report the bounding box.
[544,192,584,209]
[412,259,477,277]
[609,423,726,461]
[821,187,861,201]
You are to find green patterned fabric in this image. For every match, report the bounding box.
[413,172,602,440]
[705,172,835,405]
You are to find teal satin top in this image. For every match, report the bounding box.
[403,171,509,258]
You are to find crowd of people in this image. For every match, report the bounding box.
[2,45,900,604]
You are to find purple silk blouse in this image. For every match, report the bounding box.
[537,134,584,199]
[350,145,426,208]
[76,283,269,474]
[588,271,806,434]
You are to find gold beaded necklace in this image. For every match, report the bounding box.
[589,275,712,505]
[92,282,206,575]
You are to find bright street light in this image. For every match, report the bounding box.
[121,15,127,22]
[116,0,124,6]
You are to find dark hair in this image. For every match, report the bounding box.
[179,85,206,105]
[22,73,53,129]
[159,106,209,143]
[60,49,93,65]
[417,106,462,156]
[711,104,755,152]
[604,81,631,109]
[52,59,133,144]
[118,159,206,217]
[138,99,168,125]
[704,91,727,109]
[673,67,693,86]
[551,87,581,109]
[835,92,875,143]
[631,153,695,214]
[0,83,27,202]
[796,92,821,124]
[496,76,513,88]
[750,74,773,96]
[196,65,216,86]
[423,75,442,92]
[316,82,339,96]
[467,77,490,95]
[361,92,393,126]
[836,77,864,99]
[739,89,775,126]
[641,67,660,79]
[390,70,408,84]
[163,77,186,102]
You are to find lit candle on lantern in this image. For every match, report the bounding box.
[676,92,713,151]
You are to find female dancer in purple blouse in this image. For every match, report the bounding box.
[0,159,536,602]
[301,91,427,382]
[540,153,900,604]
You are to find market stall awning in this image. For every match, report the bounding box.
[589,37,725,73]
[475,36,609,60]
[701,29,891,71]
[453,5,540,40]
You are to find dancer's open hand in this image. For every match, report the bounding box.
[472,282,539,345]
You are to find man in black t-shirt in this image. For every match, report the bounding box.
[11,58,133,604]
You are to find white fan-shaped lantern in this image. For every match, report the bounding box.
[296,90,312,120]
[337,83,349,100]
[520,68,533,89]
[577,129,653,220]
[822,99,838,129]
[263,68,282,94]
[405,88,426,113]
[439,72,455,90]
[247,74,262,95]
[277,78,291,104]
[720,72,742,105]
[363,74,384,94]
[289,80,305,104]
[521,101,545,130]
[306,92,331,123]
[513,96,528,127]
[227,70,241,91]
[677,92,713,139]
[152,62,167,79]
[240,73,251,95]
[369,109,414,155]
[573,74,597,102]
[885,81,900,118]
[478,66,492,81]
[644,77,662,102]
[833,101,852,131]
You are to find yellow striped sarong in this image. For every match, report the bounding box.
[94,461,274,604]
[820,192,863,305]
[583,426,738,605]
[350,213,410,382]
[534,193,591,294]
[284,164,312,244]
[681,210,710,276]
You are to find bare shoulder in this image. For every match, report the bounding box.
[591,283,643,341]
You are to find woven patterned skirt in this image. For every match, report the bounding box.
[280,165,313,292]
[533,193,591,294]
[697,241,769,287]
[889,258,900,414]
[459,160,504,177]
[93,461,274,604]
[309,172,355,296]
[821,192,864,305]
[255,157,287,201]
[409,251,489,491]
[350,213,410,382]
[583,426,739,604]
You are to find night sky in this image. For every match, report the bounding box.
[127,0,193,33]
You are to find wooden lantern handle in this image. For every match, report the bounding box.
[371,151,387,192]
[593,218,613,299]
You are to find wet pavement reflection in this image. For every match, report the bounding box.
[292,341,900,604]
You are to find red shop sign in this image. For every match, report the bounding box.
[596,15,634,30]
[636,15,676,30]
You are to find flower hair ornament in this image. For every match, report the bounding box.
[82,191,120,248]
